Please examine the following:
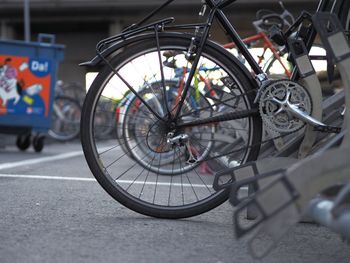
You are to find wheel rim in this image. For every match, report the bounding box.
[86,39,257,211]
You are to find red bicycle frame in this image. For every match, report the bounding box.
[223,31,292,78]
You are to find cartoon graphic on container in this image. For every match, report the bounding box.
[0,55,51,116]
[0,58,21,106]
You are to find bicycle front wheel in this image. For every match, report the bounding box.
[81,33,262,218]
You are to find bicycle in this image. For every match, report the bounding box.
[221,2,329,80]
[48,81,116,141]
[80,0,350,219]
[48,81,81,141]
[116,59,245,173]
[223,1,295,78]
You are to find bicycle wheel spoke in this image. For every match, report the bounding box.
[114,149,151,181]
[81,35,261,218]
[175,147,185,206]
[177,91,254,120]
[104,139,147,169]
[167,147,177,206]
[192,161,213,194]
[152,140,164,204]
[138,153,158,199]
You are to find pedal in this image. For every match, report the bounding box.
[229,167,285,206]
[213,158,297,204]
[313,125,341,133]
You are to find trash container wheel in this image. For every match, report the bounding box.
[33,135,45,153]
[16,134,31,151]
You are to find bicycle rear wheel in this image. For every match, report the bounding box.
[81,33,262,218]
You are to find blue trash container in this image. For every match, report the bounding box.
[0,34,64,151]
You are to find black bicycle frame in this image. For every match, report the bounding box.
[91,0,348,128]
[172,0,264,120]
[204,0,263,75]
[169,0,347,121]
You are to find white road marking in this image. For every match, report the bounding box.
[0,173,248,190]
[0,173,94,181]
[0,151,83,170]
[0,146,114,171]
[0,146,248,190]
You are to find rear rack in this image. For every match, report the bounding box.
[96,17,175,54]
[95,16,208,62]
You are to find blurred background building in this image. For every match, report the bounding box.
[0,0,318,87]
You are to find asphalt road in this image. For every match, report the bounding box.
[1,139,350,263]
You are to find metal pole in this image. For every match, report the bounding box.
[24,0,30,42]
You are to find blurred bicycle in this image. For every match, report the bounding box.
[48,81,81,141]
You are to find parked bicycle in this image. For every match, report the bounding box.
[48,81,81,141]
[223,2,328,79]
[80,0,350,219]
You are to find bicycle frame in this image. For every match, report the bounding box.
[171,0,348,122]
[82,0,348,129]
[223,32,292,78]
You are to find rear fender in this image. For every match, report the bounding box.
[79,32,258,91]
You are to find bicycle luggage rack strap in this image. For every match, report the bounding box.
[96,17,175,53]
[288,38,315,78]
[287,37,323,158]
[233,170,299,238]
[232,147,350,258]
[312,13,350,63]
[212,161,259,191]
[230,13,350,259]
[313,12,350,146]
[230,167,287,206]
[213,157,297,203]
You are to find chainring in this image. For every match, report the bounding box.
[259,80,313,133]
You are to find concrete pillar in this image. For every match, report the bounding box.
[0,20,14,40]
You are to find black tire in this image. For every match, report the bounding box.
[16,134,31,151]
[81,33,262,219]
[48,96,81,141]
[33,136,45,153]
